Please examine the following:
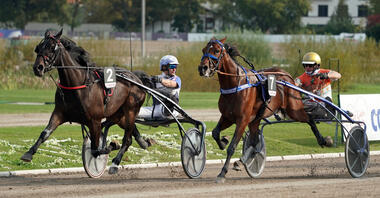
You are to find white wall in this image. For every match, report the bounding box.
[301,0,369,26]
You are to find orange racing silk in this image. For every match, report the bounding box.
[295,69,332,99]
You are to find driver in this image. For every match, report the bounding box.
[295,52,342,119]
[138,55,182,120]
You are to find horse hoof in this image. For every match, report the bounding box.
[109,140,120,151]
[218,136,229,150]
[324,136,333,147]
[108,166,119,174]
[216,176,226,184]
[146,138,156,147]
[135,137,149,149]
[20,152,33,162]
[232,160,242,171]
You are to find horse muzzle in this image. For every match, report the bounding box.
[198,65,214,77]
[33,64,45,77]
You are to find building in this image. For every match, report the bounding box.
[301,0,370,27]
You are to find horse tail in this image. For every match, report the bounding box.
[132,70,155,89]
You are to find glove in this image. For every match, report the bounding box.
[316,73,329,79]
[151,75,162,83]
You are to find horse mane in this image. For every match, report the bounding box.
[224,43,240,59]
[60,37,95,67]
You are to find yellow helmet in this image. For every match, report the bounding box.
[302,52,321,65]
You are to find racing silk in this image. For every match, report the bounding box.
[154,73,181,103]
[295,69,332,99]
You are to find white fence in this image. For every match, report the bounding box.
[187,33,367,43]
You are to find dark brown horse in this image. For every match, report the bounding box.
[21,29,146,174]
[198,38,332,183]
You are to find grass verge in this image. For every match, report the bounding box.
[1,121,379,171]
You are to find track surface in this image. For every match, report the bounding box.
[0,109,221,127]
[1,112,379,197]
[1,155,380,198]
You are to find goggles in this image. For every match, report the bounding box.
[168,64,177,69]
[303,64,315,68]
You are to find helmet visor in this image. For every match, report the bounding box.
[303,64,315,68]
[168,64,177,69]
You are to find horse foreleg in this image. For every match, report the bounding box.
[21,111,64,162]
[216,121,246,183]
[308,119,333,147]
[212,117,233,150]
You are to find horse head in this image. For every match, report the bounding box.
[33,29,63,77]
[198,37,226,77]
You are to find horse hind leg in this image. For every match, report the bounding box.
[21,111,64,162]
[212,117,233,150]
[308,119,333,147]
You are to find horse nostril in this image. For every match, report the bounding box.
[38,65,44,71]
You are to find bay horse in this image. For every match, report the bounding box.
[198,38,332,183]
[21,29,147,174]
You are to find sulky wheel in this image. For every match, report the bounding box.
[82,135,109,178]
[181,128,206,179]
[345,126,370,178]
[242,131,266,178]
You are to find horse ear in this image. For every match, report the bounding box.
[220,37,227,44]
[55,29,63,39]
[44,29,52,39]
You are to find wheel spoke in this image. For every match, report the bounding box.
[349,156,359,170]
[347,145,356,155]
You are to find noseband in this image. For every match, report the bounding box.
[201,39,225,74]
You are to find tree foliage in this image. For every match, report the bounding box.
[170,0,203,32]
[0,0,67,30]
[0,0,311,34]
[324,0,356,34]
[212,0,309,34]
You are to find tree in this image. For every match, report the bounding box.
[324,0,356,34]
[65,0,87,32]
[366,0,380,41]
[146,0,173,32]
[0,0,67,30]
[171,0,204,32]
[212,0,309,34]
[370,0,380,14]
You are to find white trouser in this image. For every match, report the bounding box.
[137,104,179,120]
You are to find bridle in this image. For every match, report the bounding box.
[36,36,63,72]
[200,39,225,76]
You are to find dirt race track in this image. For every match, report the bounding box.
[1,112,379,197]
[1,155,380,198]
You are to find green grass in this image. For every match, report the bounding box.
[0,89,220,113]
[2,121,379,171]
[343,83,380,94]
[1,82,379,113]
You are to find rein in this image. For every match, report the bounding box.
[216,70,293,79]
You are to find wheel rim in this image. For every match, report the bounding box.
[181,128,206,179]
[345,126,369,178]
[82,136,109,178]
[243,132,266,178]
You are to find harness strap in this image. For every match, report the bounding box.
[220,67,264,95]
[220,82,260,94]
[58,82,87,90]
